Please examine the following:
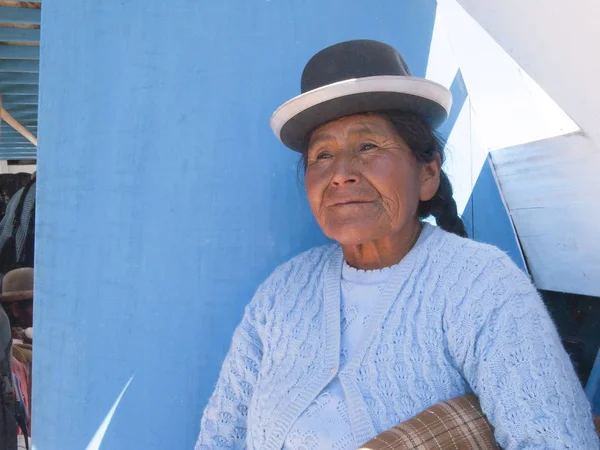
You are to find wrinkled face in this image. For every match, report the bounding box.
[304,113,439,245]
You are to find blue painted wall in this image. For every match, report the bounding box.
[34,1,437,448]
[586,348,600,415]
[463,156,527,272]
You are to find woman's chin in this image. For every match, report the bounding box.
[325,224,382,246]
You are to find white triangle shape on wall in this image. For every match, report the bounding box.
[435,0,578,153]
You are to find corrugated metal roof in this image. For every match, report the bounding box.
[0,1,40,161]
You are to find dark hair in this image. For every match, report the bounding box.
[300,111,468,238]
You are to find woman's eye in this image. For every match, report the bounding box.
[316,151,332,160]
[359,143,376,152]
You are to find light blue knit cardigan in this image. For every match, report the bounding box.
[196,224,598,449]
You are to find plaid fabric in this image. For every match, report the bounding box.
[359,394,499,450]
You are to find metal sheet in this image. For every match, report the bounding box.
[491,132,600,296]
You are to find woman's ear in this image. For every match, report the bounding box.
[419,153,441,202]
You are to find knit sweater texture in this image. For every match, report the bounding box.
[282,259,391,449]
[196,224,598,450]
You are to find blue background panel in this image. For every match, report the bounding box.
[463,156,527,272]
[34,1,437,448]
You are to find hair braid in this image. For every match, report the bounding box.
[384,112,468,238]
[418,171,468,237]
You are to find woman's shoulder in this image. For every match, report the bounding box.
[431,227,536,309]
[433,226,520,271]
[429,225,532,294]
[258,243,338,295]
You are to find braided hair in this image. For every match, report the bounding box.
[382,111,467,237]
[300,111,468,238]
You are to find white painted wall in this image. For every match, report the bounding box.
[427,0,580,217]
[425,6,489,216]
[457,0,600,154]
[437,0,578,153]
[430,1,598,296]
[491,132,600,297]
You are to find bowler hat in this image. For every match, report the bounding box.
[271,40,452,152]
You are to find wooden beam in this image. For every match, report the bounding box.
[8,120,35,125]
[0,6,41,24]
[1,120,35,126]
[0,59,38,73]
[0,127,30,134]
[0,28,40,43]
[5,111,36,120]
[0,1,42,6]
[0,107,37,146]
[0,136,35,142]
[0,72,38,84]
[0,45,38,60]
[0,129,37,136]
[0,124,36,132]
[2,107,37,116]
[0,136,36,142]
[0,131,29,137]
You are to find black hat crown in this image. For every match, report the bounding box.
[271,39,451,152]
[301,40,412,93]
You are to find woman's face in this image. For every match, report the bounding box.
[304,113,440,246]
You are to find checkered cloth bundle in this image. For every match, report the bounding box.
[359,394,600,449]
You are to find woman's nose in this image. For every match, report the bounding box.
[331,154,359,187]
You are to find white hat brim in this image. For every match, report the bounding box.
[271,75,452,152]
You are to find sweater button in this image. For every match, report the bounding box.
[330,367,336,375]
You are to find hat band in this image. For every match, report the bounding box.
[271,75,452,140]
[0,289,33,303]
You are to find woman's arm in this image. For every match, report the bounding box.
[195,290,267,450]
[447,253,598,449]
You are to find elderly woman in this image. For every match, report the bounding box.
[196,40,598,449]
